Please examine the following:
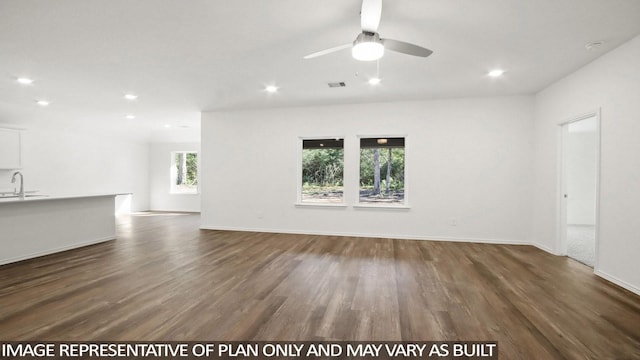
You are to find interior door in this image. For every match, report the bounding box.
[560,115,599,267]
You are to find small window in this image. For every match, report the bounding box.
[301,139,344,203]
[171,151,198,194]
[359,137,405,204]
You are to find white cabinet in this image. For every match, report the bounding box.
[0,128,22,169]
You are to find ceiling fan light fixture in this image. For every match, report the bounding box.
[352,32,384,61]
[352,42,384,61]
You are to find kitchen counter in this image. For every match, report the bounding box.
[0,193,124,265]
[0,193,127,203]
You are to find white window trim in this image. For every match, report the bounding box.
[295,203,348,209]
[170,150,200,195]
[296,136,346,207]
[356,134,409,208]
[353,203,411,210]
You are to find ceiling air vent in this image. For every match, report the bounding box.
[327,82,346,88]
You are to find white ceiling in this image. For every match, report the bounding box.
[1,0,640,141]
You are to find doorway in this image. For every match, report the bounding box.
[560,113,599,267]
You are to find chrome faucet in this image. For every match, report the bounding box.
[11,171,24,198]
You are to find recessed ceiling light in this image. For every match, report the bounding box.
[124,93,138,100]
[164,124,171,128]
[17,77,34,85]
[36,100,49,106]
[265,85,279,93]
[488,69,505,77]
[126,114,135,120]
[368,77,381,85]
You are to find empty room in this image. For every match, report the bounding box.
[1,0,639,359]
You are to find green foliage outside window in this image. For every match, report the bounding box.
[301,146,344,203]
[302,148,344,187]
[299,138,404,204]
[359,148,405,191]
[175,152,198,192]
[359,144,405,204]
[184,153,198,185]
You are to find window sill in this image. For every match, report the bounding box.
[295,202,348,209]
[169,192,200,196]
[353,203,411,210]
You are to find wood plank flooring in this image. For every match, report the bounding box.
[1,212,639,359]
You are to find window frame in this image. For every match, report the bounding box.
[296,136,347,208]
[170,150,200,195]
[354,134,410,209]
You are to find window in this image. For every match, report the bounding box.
[300,138,344,204]
[359,137,405,205]
[171,151,198,194]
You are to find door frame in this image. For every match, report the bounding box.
[556,109,601,269]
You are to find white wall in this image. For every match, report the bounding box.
[0,126,149,212]
[201,96,534,244]
[149,142,201,212]
[532,34,640,293]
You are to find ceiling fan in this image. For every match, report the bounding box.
[303,0,433,61]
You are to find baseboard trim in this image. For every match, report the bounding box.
[199,224,530,246]
[594,269,640,296]
[0,236,116,266]
[148,208,201,213]
[530,242,558,255]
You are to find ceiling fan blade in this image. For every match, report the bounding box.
[381,38,433,57]
[303,43,352,59]
[361,0,382,33]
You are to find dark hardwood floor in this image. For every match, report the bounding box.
[1,212,639,359]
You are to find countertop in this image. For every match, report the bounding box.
[0,193,128,204]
